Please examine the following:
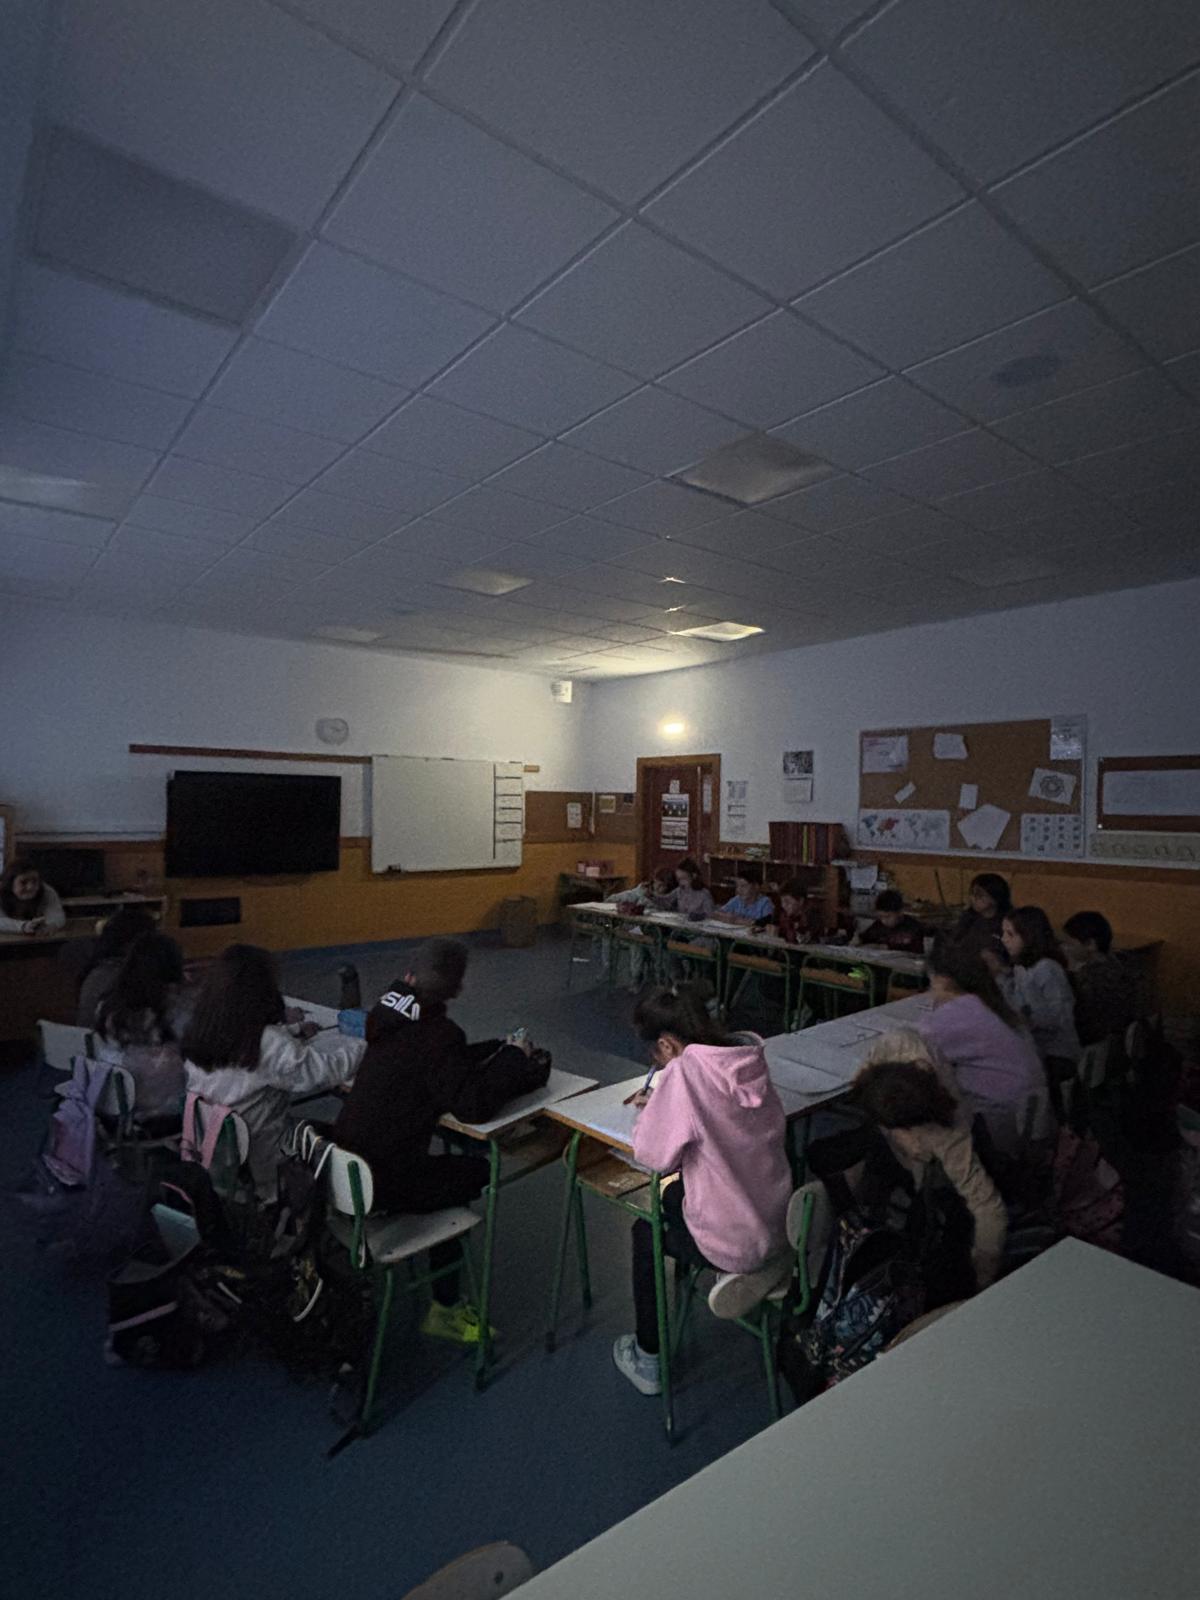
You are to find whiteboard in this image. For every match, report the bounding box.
[370,756,521,873]
[1103,768,1200,817]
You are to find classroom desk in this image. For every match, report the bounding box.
[284,995,598,1389]
[520,1240,1200,1600]
[0,923,92,1048]
[566,903,925,1010]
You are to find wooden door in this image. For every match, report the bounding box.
[638,754,721,882]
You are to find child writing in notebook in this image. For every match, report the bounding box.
[612,984,792,1396]
[853,889,925,954]
[656,858,715,918]
[333,938,550,1345]
[713,870,775,926]
[952,873,1012,961]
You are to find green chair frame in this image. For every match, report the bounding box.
[606,917,664,991]
[566,906,611,989]
[796,952,874,1026]
[722,939,795,1032]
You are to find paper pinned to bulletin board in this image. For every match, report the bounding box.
[858,718,1085,858]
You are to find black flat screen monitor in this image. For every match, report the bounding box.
[165,771,341,877]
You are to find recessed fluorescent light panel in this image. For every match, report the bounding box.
[441,567,534,596]
[315,625,383,643]
[676,434,834,506]
[34,127,295,323]
[670,620,764,642]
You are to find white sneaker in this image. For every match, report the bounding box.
[612,1333,662,1395]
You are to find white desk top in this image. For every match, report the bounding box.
[442,1067,598,1139]
[762,990,934,1098]
[545,1075,644,1153]
[284,995,340,1030]
[521,1240,1200,1600]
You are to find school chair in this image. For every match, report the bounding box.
[324,1144,482,1438]
[401,1542,534,1599]
[796,953,873,1026]
[664,932,723,998]
[37,1019,94,1070]
[565,906,609,988]
[180,1095,252,1200]
[606,916,661,991]
[669,1182,830,1425]
[722,939,794,1031]
[94,1066,183,1176]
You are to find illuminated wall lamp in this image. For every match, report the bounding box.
[660,719,687,738]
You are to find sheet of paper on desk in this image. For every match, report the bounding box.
[956,803,1010,851]
[933,732,968,760]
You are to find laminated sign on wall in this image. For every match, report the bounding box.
[661,792,689,849]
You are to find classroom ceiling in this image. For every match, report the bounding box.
[1,0,1198,681]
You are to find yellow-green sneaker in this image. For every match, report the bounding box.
[419,1300,495,1346]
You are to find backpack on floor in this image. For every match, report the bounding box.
[106,1203,242,1369]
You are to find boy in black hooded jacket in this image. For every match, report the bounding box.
[333,937,549,1344]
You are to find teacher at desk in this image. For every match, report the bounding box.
[0,858,67,936]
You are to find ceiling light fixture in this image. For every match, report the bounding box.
[670,620,764,642]
[659,575,686,585]
[314,625,384,643]
[675,434,834,506]
[440,567,534,596]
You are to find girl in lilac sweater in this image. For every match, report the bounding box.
[613,985,792,1397]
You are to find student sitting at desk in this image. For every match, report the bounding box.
[996,907,1080,1106]
[654,858,715,918]
[771,879,813,944]
[853,890,925,954]
[94,931,190,1126]
[608,868,673,912]
[952,873,1012,962]
[0,857,67,936]
[921,941,1044,1157]
[76,905,158,1027]
[1061,911,1139,1046]
[333,938,550,1347]
[613,984,791,1397]
[182,944,364,1199]
[713,870,776,926]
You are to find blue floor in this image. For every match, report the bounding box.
[1,930,785,1600]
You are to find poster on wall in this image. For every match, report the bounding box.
[857,808,951,851]
[1022,813,1084,857]
[724,778,748,840]
[597,793,616,814]
[566,801,583,830]
[782,750,814,804]
[862,734,908,773]
[660,792,690,850]
[1050,715,1086,762]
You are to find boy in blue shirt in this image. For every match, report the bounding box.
[715,872,776,926]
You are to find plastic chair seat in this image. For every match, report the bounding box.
[706,1254,793,1320]
[327,1205,480,1266]
[728,952,787,976]
[666,940,717,959]
[802,965,869,990]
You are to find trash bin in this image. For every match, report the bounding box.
[499,896,538,948]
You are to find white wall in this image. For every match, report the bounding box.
[585,578,1200,865]
[1,604,588,835]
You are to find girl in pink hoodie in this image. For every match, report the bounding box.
[613,985,793,1397]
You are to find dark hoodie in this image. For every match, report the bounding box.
[331,983,548,1209]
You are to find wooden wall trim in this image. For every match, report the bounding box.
[856,849,1200,886]
[129,743,371,765]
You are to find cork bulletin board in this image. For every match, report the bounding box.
[857,717,1086,860]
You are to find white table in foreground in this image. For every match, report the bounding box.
[521,1240,1200,1599]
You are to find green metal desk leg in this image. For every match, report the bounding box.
[573,1177,592,1309]
[759,1305,782,1423]
[473,1138,502,1391]
[649,1175,674,1441]
[361,1265,395,1437]
[545,1130,583,1352]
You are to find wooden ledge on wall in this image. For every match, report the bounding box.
[129,743,371,765]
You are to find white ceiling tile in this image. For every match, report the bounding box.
[384,518,514,566]
[108,525,222,570]
[846,0,1200,184]
[206,339,408,444]
[13,262,237,398]
[0,532,97,587]
[863,430,1038,499]
[0,353,192,450]
[1094,244,1200,362]
[325,94,617,312]
[560,386,738,474]
[991,75,1200,286]
[938,470,1116,533]
[905,300,1147,423]
[597,481,725,536]
[795,203,1066,369]
[952,553,1067,588]
[485,541,592,581]
[661,310,881,428]
[771,377,968,468]
[428,324,636,434]
[147,455,294,518]
[1059,426,1200,499]
[0,499,114,549]
[788,505,968,557]
[646,62,963,298]
[767,472,918,530]
[258,243,496,387]
[427,0,812,203]
[174,406,344,484]
[0,415,158,516]
[283,0,457,74]
[428,486,567,538]
[1166,350,1200,399]
[268,489,401,540]
[312,449,466,515]
[247,523,368,564]
[51,0,399,227]
[367,397,543,478]
[206,546,333,584]
[86,553,192,597]
[529,512,664,560]
[991,369,1200,463]
[517,223,769,378]
[122,494,254,544]
[483,443,650,510]
[667,508,797,559]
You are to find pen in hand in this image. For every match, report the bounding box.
[624,1066,656,1107]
